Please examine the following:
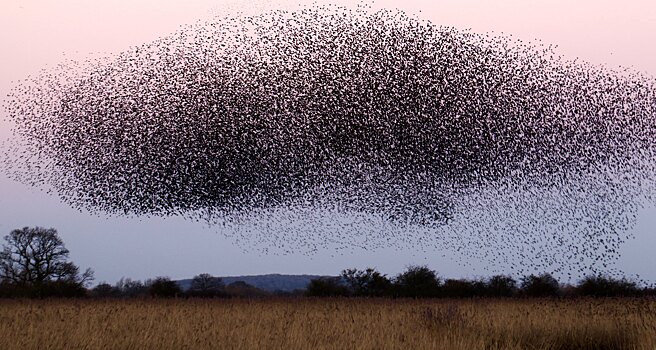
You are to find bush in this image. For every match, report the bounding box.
[643,286,656,296]
[224,281,269,297]
[341,268,392,297]
[306,277,349,297]
[394,265,441,298]
[576,275,640,297]
[91,283,120,298]
[148,277,182,298]
[0,280,87,298]
[115,278,148,298]
[187,273,225,298]
[520,273,560,297]
[442,279,484,298]
[486,275,517,297]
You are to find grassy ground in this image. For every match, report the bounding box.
[0,298,654,349]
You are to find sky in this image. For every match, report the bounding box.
[0,0,655,285]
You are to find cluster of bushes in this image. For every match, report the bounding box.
[89,273,293,298]
[90,274,227,298]
[306,266,656,298]
[0,277,187,299]
[0,280,89,298]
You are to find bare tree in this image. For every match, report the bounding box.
[189,273,224,297]
[0,227,93,287]
[115,277,147,297]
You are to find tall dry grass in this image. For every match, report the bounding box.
[0,298,654,349]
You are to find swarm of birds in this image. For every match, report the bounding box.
[3,4,656,275]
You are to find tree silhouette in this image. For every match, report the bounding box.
[487,275,517,297]
[577,275,639,297]
[306,277,350,297]
[442,279,485,298]
[148,277,182,298]
[91,283,120,298]
[0,227,93,296]
[520,273,560,297]
[341,268,392,297]
[115,278,148,297]
[394,265,441,298]
[188,273,225,297]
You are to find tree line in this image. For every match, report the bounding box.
[306,266,656,298]
[1,226,655,298]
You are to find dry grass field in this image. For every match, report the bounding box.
[0,298,654,350]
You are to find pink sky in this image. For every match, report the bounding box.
[0,0,654,283]
[1,0,654,86]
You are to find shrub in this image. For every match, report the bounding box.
[115,278,148,298]
[187,273,225,298]
[148,277,182,298]
[91,283,120,298]
[224,281,269,297]
[442,279,484,298]
[486,275,517,297]
[394,265,441,298]
[576,275,640,297]
[341,268,392,297]
[520,273,560,297]
[306,277,349,297]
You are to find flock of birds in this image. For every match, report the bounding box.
[3,4,656,276]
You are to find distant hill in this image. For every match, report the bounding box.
[176,274,331,292]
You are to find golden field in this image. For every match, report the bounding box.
[0,298,654,350]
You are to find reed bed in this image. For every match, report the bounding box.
[0,298,654,349]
